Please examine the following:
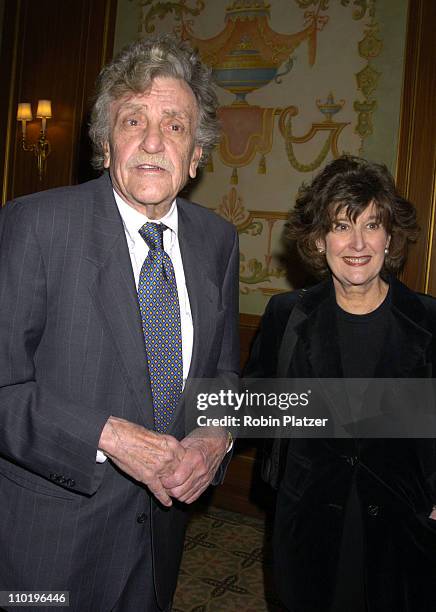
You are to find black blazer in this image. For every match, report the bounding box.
[0,173,239,611]
[246,277,436,612]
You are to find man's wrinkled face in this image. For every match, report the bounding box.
[104,76,202,218]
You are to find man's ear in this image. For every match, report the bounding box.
[103,142,110,169]
[189,146,203,179]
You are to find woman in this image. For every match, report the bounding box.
[246,156,436,612]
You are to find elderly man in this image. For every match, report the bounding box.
[0,36,238,611]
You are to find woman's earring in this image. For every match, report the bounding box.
[384,246,389,255]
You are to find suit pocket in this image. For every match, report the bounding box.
[0,459,77,501]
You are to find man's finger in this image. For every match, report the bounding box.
[166,471,213,502]
[149,478,173,507]
[182,484,209,505]
[161,463,194,489]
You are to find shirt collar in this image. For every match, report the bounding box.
[113,189,178,248]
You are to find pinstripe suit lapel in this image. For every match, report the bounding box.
[177,199,220,381]
[83,181,220,432]
[84,174,155,428]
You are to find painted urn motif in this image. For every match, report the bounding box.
[181,1,318,105]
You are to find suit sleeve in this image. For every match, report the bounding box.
[210,225,240,484]
[217,225,240,379]
[0,201,107,496]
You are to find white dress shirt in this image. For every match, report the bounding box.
[96,191,194,462]
[113,190,193,380]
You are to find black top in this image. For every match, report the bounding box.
[332,288,391,612]
[336,287,391,379]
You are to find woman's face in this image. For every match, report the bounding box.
[316,202,390,291]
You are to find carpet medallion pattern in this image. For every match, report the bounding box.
[173,507,284,611]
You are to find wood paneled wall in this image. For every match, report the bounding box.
[0,0,117,204]
[397,0,436,294]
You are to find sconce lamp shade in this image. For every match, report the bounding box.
[17,102,33,122]
[36,99,52,119]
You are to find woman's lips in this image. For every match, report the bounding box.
[342,256,371,266]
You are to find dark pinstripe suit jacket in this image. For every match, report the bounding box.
[0,173,239,611]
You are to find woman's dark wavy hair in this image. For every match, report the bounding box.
[286,155,419,276]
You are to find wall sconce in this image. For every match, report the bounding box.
[17,99,52,180]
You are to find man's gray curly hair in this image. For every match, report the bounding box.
[89,35,220,169]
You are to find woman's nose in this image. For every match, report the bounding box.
[349,228,365,250]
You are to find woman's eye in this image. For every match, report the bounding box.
[126,119,138,126]
[367,222,380,230]
[333,223,349,231]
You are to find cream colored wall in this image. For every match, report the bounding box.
[113,0,408,315]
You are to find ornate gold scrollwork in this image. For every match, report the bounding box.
[353,0,381,150]
[136,0,205,35]
[278,101,349,173]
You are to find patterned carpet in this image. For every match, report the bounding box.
[173,506,285,612]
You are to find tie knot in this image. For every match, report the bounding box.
[139,222,164,251]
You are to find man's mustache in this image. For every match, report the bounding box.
[128,156,174,172]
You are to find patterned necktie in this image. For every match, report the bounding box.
[137,222,183,432]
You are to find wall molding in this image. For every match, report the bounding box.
[396,0,436,293]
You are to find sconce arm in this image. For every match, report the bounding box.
[21,137,35,153]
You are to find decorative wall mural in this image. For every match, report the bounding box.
[353,0,382,151]
[279,95,348,173]
[115,0,408,314]
[216,105,278,184]
[215,96,349,184]
[178,1,320,105]
[216,187,287,291]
